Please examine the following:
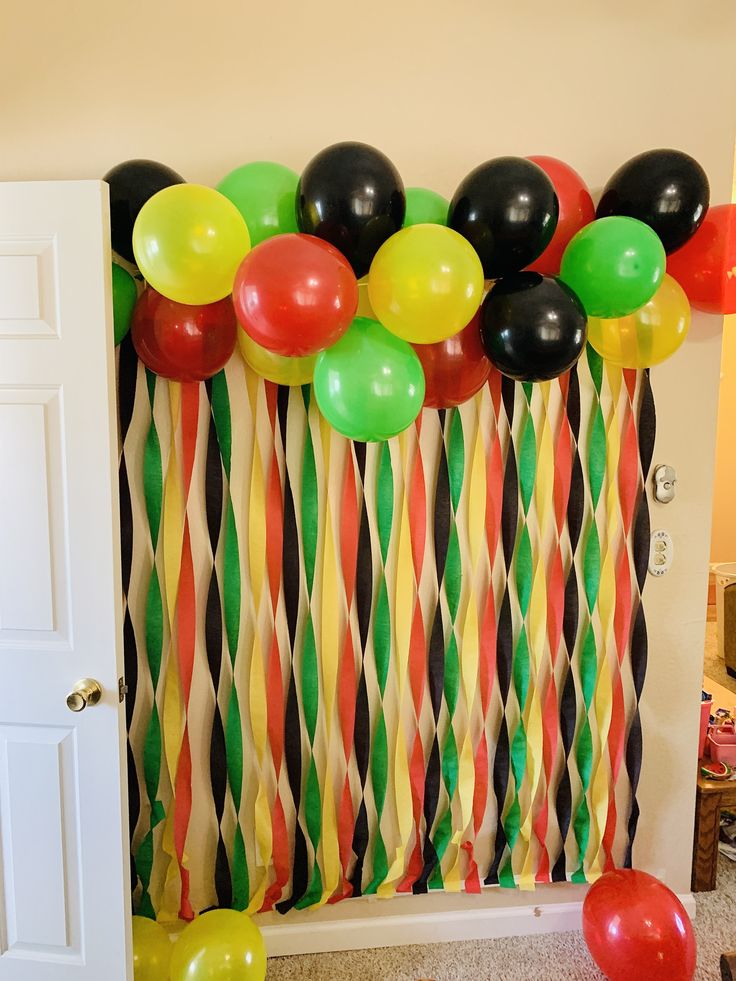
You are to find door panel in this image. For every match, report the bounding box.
[0,181,130,980]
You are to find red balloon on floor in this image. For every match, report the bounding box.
[582,869,696,981]
[233,233,358,357]
[667,203,736,314]
[526,156,595,275]
[412,312,490,408]
[131,288,237,381]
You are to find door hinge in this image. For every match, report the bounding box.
[118,677,129,702]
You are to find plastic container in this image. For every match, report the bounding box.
[707,727,736,765]
[700,698,712,758]
[714,562,736,667]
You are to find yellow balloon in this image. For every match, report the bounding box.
[170,909,266,981]
[132,916,172,981]
[367,224,484,343]
[238,328,316,385]
[587,274,690,368]
[133,184,250,305]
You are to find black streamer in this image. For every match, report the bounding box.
[350,441,372,897]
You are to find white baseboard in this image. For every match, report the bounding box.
[257,889,697,958]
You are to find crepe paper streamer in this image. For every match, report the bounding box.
[399,417,428,894]
[315,412,342,907]
[498,383,535,890]
[262,382,290,911]
[415,410,450,893]
[134,368,166,919]
[244,368,274,914]
[486,377,518,886]
[552,366,584,884]
[349,441,372,898]
[626,370,655,867]
[170,382,199,920]
[570,348,606,884]
[456,400,486,893]
[588,362,624,880]
[364,442,394,896]
[601,369,638,871]
[378,430,415,899]
[466,373,503,893]
[203,375,233,908]
[123,360,656,914]
[295,387,325,910]
[211,370,250,910]
[524,382,554,887]
[276,387,310,913]
[334,442,359,902]
[118,334,141,898]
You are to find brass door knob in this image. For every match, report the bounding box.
[66,679,103,712]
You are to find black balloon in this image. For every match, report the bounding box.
[596,148,709,254]
[296,141,405,277]
[480,272,586,382]
[104,159,185,263]
[448,157,558,279]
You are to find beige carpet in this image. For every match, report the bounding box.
[268,858,736,979]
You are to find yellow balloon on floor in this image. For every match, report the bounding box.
[132,916,172,981]
[133,184,250,305]
[367,224,484,343]
[238,328,316,385]
[170,909,266,981]
[587,274,690,368]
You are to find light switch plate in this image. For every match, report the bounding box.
[648,529,673,577]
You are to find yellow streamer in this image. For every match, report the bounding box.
[161,383,184,921]
[243,370,273,914]
[378,434,414,897]
[445,402,485,892]
[589,366,622,879]
[316,412,341,906]
[519,384,552,890]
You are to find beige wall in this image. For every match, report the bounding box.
[4,0,736,912]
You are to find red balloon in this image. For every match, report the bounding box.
[412,312,490,408]
[667,203,736,314]
[526,156,595,275]
[583,869,696,981]
[131,288,236,381]
[233,233,358,357]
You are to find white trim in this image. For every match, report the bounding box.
[258,890,697,957]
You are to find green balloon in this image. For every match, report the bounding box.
[404,187,449,227]
[559,216,665,318]
[112,262,137,345]
[217,161,299,247]
[314,317,425,441]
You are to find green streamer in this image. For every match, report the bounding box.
[296,388,323,909]
[572,348,605,883]
[365,443,393,894]
[500,384,535,888]
[429,410,464,890]
[135,369,165,918]
[211,370,249,908]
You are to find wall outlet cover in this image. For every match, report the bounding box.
[648,529,673,577]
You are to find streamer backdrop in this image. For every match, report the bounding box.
[120,337,655,919]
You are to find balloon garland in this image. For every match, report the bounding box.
[108,142,724,442]
[113,145,706,972]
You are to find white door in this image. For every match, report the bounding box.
[0,181,131,979]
